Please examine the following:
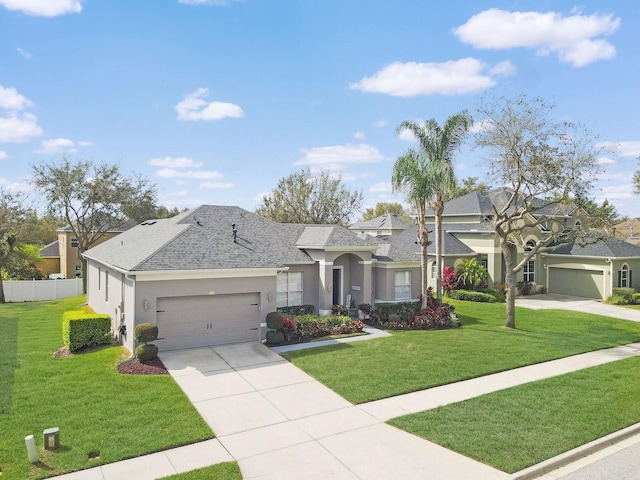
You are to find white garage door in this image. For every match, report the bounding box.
[548,268,604,299]
[155,293,260,351]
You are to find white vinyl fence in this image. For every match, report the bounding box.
[3,278,83,302]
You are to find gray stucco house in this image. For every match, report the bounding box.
[84,190,640,353]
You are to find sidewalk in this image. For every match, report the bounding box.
[52,340,640,480]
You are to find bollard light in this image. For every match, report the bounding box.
[25,435,38,463]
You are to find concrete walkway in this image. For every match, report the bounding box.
[54,338,640,480]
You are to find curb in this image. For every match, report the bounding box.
[511,422,640,479]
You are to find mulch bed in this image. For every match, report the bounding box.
[117,357,168,375]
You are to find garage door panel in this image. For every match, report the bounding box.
[548,268,604,299]
[155,293,260,351]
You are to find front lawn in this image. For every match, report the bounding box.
[389,356,640,473]
[159,462,242,480]
[282,300,640,403]
[0,296,213,479]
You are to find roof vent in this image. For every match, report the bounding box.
[232,224,238,243]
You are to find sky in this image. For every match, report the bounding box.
[1,0,639,220]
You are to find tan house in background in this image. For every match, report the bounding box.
[615,218,640,247]
[39,225,129,279]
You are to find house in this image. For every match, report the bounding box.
[350,213,410,237]
[83,193,640,353]
[372,188,640,300]
[83,206,380,353]
[614,218,640,247]
[39,222,134,279]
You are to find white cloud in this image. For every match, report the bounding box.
[353,131,366,140]
[370,182,393,193]
[295,144,384,171]
[469,118,494,133]
[0,113,42,143]
[0,85,32,111]
[199,181,235,189]
[0,0,83,16]
[175,88,244,121]
[453,9,619,67]
[350,58,496,97]
[374,119,388,128]
[597,156,616,167]
[149,156,203,168]
[597,141,640,158]
[0,151,7,159]
[17,47,32,59]
[489,60,517,77]
[397,128,417,142]
[38,138,75,154]
[157,168,223,180]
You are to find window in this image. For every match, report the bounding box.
[431,263,437,279]
[620,264,630,288]
[70,237,78,248]
[395,271,411,301]
[481,259,488,270]
[524,261,535,283]
[277,272,303,307]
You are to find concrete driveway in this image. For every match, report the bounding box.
[515,294,640,322]
[160,342,508,480]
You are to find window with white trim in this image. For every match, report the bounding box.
[523,260,535,283]
[70,237,78,248]
[431,263,437,278]
[620,264,629,288]
[394,270,411,301]
[277,272,303,307]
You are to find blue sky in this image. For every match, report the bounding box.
[1,0,638,219]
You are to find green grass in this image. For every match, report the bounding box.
[389,356,640,473]
[282,300,640,403]
[0,296,213,480]
[158,462,242,480]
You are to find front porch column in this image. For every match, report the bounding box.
[318,260,334,315]
[361,260,373,305]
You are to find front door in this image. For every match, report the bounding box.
[332,267,342,305]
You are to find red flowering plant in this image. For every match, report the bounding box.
[282,316,296,341]
[441,266,457,293]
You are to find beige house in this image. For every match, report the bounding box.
[614,218,640,247]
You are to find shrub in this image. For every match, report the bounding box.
[456,259,488,290]
[266,330,285,345]
[332,304,349,316]
[371,301,421,324]
[441,266,457,293]
[62,310,111,353]
[291,314,363,339]
[266,311,284,330]
[516,281,533,296]
[135,344,159,361]
[357,303,371,314]
[277,305,314,315]
[606,294,630,305]
[448,290,497,303]
[134,323,158,343]
[373,289,459,331]
[613,287,635,301]
[633,293,640,305]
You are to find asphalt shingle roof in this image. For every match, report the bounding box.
[550,237,640,258]
[350,213,410,231]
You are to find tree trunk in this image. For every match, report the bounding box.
[417,204,431,310]
[499,235,516,329]
[434,199,444,300]
[0,277,5,303]
[81,257,88,294]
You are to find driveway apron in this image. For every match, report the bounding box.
[160,342,508,480]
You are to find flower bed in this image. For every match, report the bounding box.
[266,313,365,345]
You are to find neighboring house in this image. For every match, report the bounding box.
[350,213,410,237]
[614,218,640,247]
[83,195,640,353]
[372,188,640,301]
[39,223,133,279]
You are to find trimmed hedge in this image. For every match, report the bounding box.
[293,314,362,338]
[266,311,284,330]
[370,301,421,323]
[135,344,159,361]
[447,290,497,303]
[62,310,112,353]
[134,323,158,343]
[277,305,314,315]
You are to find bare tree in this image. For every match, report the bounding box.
[256,169,363,226]
[31,157,157,291]
[475,94,602,328]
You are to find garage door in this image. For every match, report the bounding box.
[155,293,260,351]
[548,268,604,299]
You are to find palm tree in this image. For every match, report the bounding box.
[396,111,473,300]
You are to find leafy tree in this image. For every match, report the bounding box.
[475,93,602,329]
[456,258,488,290]
[256,168,363,226]
[396,111,473,301]
[634,157,640,195]
[574,197,625,235]
[0,191,33,302]
[30,157,157,291]
[449,176,490,199]
[361,202,411,223]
